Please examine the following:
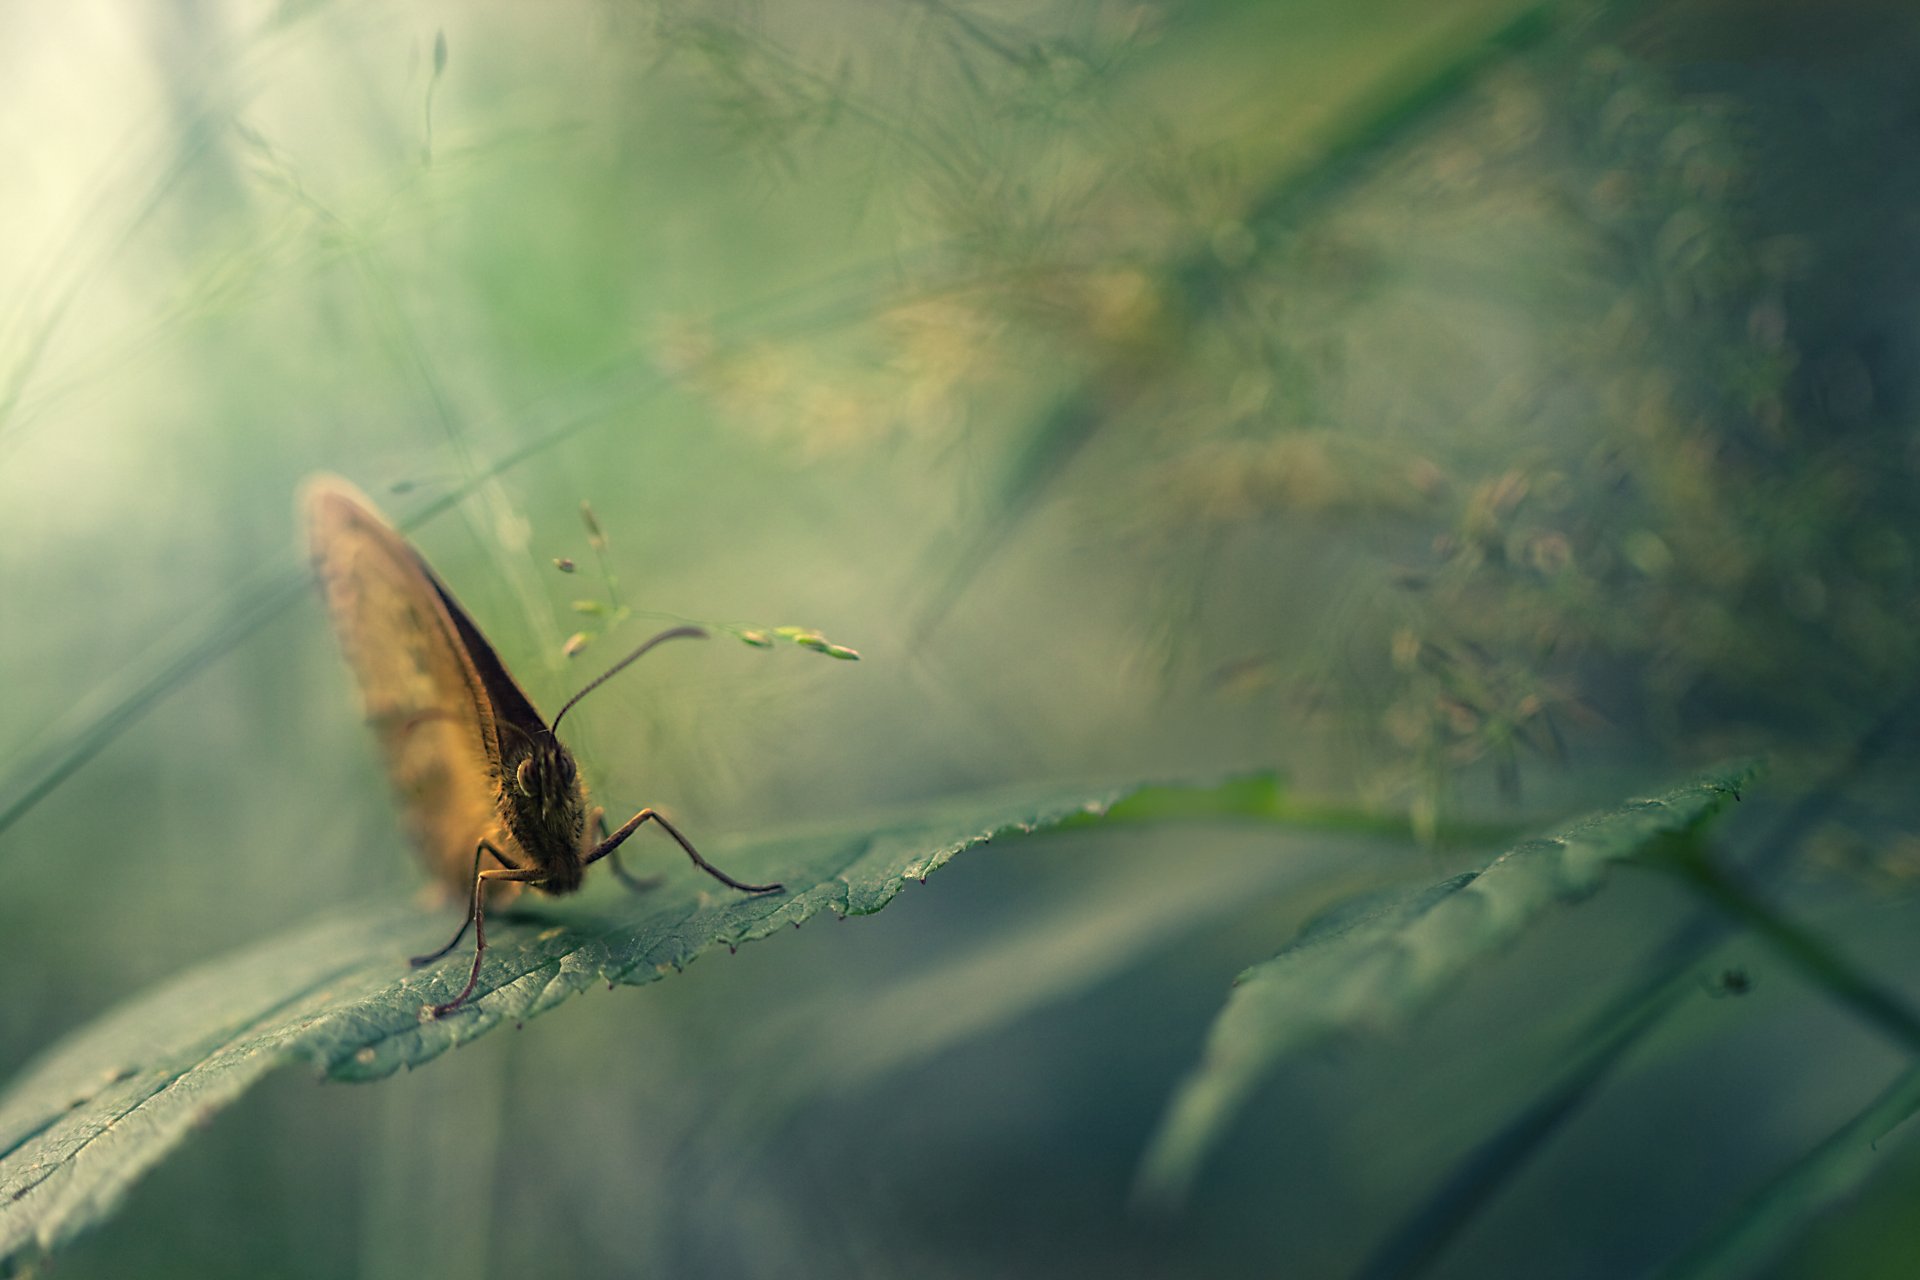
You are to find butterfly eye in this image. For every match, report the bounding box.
[515,757,536,796]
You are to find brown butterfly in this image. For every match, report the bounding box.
[302,475,781,1018]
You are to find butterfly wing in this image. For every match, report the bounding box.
[421,554,553,752]
[304,476,523,901]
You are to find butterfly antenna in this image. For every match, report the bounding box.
[552,625,708,731]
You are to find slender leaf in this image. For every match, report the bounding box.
[1357,702,1918,1278]
[1656,1059,1920,1280]
[1357,975,1694,1280]
[1134,761,1761,1208]
[0,780,1135,1277]
[1669,850,1920,1053]
[1052,773,1524,845]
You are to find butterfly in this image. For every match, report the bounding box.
[302,475,781,1017]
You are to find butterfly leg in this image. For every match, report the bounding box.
[585,808,783,894]
[585,807,663,893]
[426,859,548,1019]
[411,840,518,966]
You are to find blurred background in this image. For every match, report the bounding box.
[4,0,1920,1275]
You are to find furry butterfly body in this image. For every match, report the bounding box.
[303,476,780,1015]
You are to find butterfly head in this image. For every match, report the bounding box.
[513,739,578,817]
[501,731,589,886]
[494,625,708,882]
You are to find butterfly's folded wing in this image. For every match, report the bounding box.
[304,477,519,902]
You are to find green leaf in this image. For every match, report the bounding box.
[1134,760,1761,1209]
[1655,1058,1920,1280]
[0,781,1132,1277]
[1052,774,1524,845]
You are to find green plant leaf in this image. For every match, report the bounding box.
[1134,760,1762,1209]
[1052,773,1525,846]
[0,780,1139,1277]
[1655,1058,1920,1280]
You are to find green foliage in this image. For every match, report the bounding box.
[0,781,1132,1277]
[1136,760,1759,1207]
[1659,1060,1920,1280]
[6,0,1920,1276]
